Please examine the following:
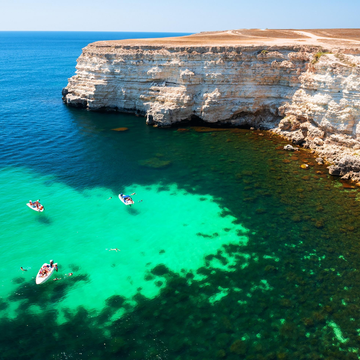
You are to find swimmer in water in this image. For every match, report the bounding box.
[20,267,27,271]
[109,248,120,252]
[107,197,112,200]
[138,200,143,203]
[53,278,61,281]
[65,273,73,277]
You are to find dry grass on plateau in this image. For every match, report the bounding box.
[92,29,360,48]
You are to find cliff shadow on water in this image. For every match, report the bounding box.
[161,111,282,130]
[3,108,360,359]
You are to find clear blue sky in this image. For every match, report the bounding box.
[1,0,359,32]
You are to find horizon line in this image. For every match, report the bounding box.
[0,30,194,33]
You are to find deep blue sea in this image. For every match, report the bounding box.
[1,31,360,360]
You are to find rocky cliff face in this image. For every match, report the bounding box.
[63,44,312,128]
[63,31,360,180]
[272,50,360,180]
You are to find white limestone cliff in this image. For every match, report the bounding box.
[63,45,314,128]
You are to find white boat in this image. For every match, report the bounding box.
[119,194,134,206]
[27,200,44,212]
[36,263,55,284]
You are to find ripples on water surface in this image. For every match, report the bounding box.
[1,32,360,359]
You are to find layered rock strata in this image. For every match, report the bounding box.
[63,29,360,180]
[63,45,311,128]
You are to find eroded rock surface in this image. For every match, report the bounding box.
[63,44,309,129]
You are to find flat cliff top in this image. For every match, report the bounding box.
[89,29,360,49]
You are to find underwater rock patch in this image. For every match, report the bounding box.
[191,127,229,133]
[138,158,172,169]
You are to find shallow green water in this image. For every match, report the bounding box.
[0,167,248,319]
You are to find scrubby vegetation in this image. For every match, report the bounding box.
[311,51,332,64]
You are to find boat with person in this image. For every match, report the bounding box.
[35,260,58,285]
[119,193,134,206]
[27,199,44,212]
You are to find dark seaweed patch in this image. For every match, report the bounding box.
[106,295,126,308]
[151,264,170,276]
[37,215,52,225]
[12,277,25,284]
[196,232,218,238]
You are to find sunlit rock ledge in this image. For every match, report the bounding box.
[63,29,360,181]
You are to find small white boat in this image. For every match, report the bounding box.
[36,263,55,285]
[27,200,44,212]
[119,193,134,206]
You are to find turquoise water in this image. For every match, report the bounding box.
[2,32,360,359]
[0,167,248,318]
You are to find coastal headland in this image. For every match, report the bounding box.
[63,29,360,181]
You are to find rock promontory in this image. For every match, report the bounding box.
[63,29,360,180]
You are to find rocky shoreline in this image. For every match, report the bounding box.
[62,29,360,182]
[272,117,360,184]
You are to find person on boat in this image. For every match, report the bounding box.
[39,205,44,211]
[29,200,34,206]
[41,264,50,276]
[50,260,54,268]
[122,195,131,202]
